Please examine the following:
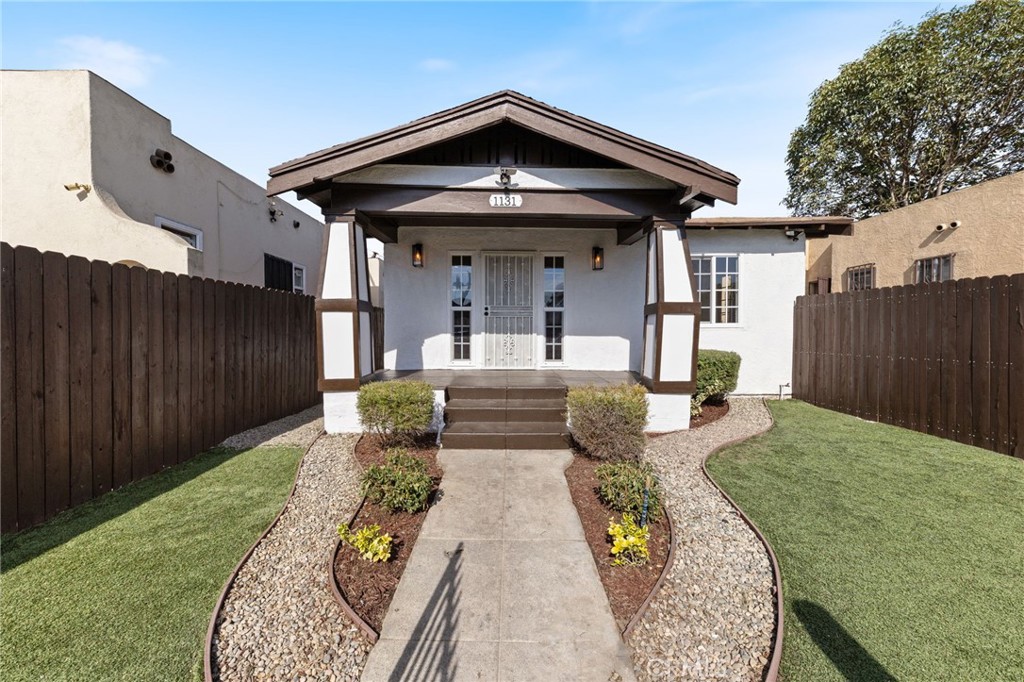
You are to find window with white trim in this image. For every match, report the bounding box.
[691,255,739,324]
[543,256,565,361]
[292,264,306,294]
[155,216,203,250]
[914,254,954,284]
[264,253,305,294]
[451,255,472,361]
[847,264,874,291]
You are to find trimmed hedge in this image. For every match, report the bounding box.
[692,349,741,416]
[567,384,648,460]
[356,380,435,446]
[362,448,433,513]
[595,460,662,518]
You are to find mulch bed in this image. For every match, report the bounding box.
[564,455,671,631]
[689,399,730,429]
[333,435,441,633]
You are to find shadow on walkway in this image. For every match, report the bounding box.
[794,600,897,682]
[388,542,464,682]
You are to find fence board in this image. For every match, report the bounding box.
[1,246,319,530]
[794,275,1020,458]
[91,260,113,497]
[42,251,71,517]
[67,256,93,507]
[1,244,18,532]
[14,247,46,528]
[111,264,132,488]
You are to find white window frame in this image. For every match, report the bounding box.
[691,253,741,326]
[154,216,203,251]
[540,252,567,365]
[448,251,475,366]
[292,264,306,294]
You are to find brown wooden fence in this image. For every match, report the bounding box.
[793,274,1023,459]
[1,243,319,533]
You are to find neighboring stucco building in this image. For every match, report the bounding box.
[807,171,1024,293]
[269,91,842,436]
[1,70,322,291]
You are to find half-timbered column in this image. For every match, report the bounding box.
[317,212,374,432]
[641,217,702,430]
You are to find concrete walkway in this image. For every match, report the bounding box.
[360,449,637,682]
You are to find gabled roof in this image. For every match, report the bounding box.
[268,90,739,204]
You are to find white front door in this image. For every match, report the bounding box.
[483,253,534,368]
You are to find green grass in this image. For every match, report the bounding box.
[706,400,1024,682]
[1,446,304,682]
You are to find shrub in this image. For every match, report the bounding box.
[362,448,433,513]
[357,380,435,446]
[692,350,741,417]
[566,384,648,460]
[595,461,662,519]
[607,514,650,566]
[338,522,392,562]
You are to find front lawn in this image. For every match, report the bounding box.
[707,400,1024,682]
[1,445,304,682]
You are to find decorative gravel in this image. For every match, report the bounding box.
[210,432,372,681]
[219,405,325,450]
[630,397,776,681]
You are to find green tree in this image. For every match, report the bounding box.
[785,0,1024,219]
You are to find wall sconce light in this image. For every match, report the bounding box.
[63,182,92,193]
[269,202,283,222]
[784,229,800,242]
[150,148,174,174]
[592,246,604,271]
[293,220,301,229]
[412,243,424,268]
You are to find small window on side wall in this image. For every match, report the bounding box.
[914,254,954,284]
[155,216,203,251]
[691,255,739,324]
[265,253,305,293]
[847,264,874,291]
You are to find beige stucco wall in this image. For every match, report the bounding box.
[808,172,1024,292]
[1,70,322,288]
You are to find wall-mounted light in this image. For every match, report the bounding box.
[269,202,283,222]
[494,166,518,189]
[412,243,424,268]
[63,182,92,193]
[592,246,604,271]
[784,229,800,242]
[293,220,301,229]
[150,148,174,174]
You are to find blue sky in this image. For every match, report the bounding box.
[3,1,958,219]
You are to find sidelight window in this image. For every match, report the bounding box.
[544,256,565,361]
[451,255,472,361]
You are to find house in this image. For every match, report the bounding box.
[0,70,322,292]
[807,171,1024,293]
[268,91,834,436]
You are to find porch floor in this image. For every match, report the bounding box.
[365,369,641,390]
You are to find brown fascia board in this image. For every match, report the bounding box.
[686,216,853,237]
[267,90,740,204]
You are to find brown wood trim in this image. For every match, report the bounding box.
[330,185,680,220]
[644,302,702,316]
[315,217,334,299]
[205,430,327,682]
[320,377,361,392]
[355,209,398,244]
[655,227,665,305]
[690,311,701,386]
[680,227,699,307]
[653,310,664,384]
[650,379,697,393]
[700,399,784,682]
[315,299,374,313]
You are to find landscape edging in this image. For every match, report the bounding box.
[203,430,327,682]
[327,496,380,643]
[699,397,784,682]
[621,504,677,640]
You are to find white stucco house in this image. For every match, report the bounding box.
[268,91,847,442]
[1,70,322,292]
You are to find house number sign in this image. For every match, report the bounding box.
[489,194,523,208]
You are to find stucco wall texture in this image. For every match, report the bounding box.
[808,171,1024,292]
[1,70,322,287]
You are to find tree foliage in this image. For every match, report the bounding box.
[785,0,1024,219]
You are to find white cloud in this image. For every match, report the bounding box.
[417,58,456,72]
[56,36,164,87]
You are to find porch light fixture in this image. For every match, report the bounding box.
[784,229,800,242]
[592,247,604,271]
[412,243,424,268]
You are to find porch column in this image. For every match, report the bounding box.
[317,212,374,432]
[640,218,702,430]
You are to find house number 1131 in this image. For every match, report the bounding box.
[489,194,523,208]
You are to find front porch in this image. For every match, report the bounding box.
[365,368,641,389]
